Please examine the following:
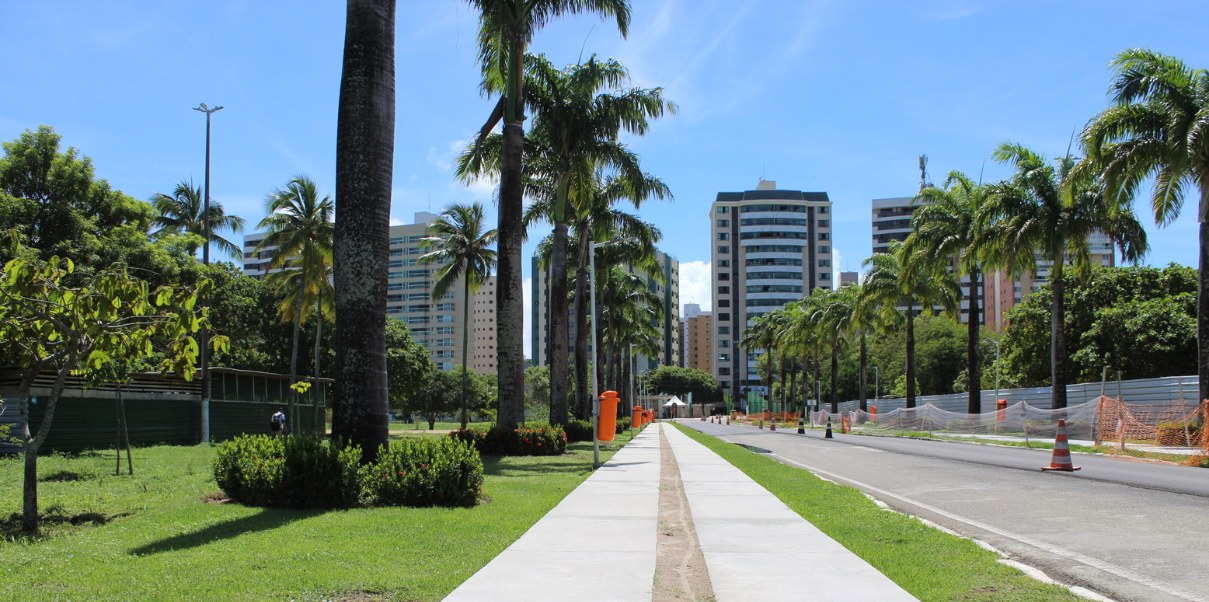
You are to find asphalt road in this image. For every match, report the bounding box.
[679,419,1209,602]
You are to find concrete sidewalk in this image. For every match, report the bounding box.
[443,423,917,601]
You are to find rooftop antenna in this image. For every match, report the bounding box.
[918,154,932,191]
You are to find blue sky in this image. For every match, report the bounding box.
[3,1,1206,342]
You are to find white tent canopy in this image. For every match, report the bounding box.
[663,396,686,407]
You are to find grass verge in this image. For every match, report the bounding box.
[672,423,1085,602]
[0,429,640,601]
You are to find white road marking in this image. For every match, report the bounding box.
[769,453,1209,602]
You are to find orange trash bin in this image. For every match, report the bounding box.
[598,391,619,441]
[633,406,644,428]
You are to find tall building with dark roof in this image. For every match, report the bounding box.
[711,180,833,403]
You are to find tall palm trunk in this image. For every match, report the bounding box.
[813,351,821,413]
[460,275,471,428]
[573,233,592,420]
[1201,217,1209,404]
[313,306,323,436]
[1051,260,1067,409]
[859,333,868,412]
[777,353,786,416]
[800,355,809,412]
[829,342,839,413]
[333,0,393,460]
[548,223,570,425]
[494,21,527,429]
[288,290,304,435]
[967,268,982,414]
[906,297,916,408]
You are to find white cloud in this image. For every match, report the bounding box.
[389,217,404,226]
[679,260,712,315]
[522,277,532,360]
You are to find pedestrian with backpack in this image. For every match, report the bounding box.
[270,408,287,437]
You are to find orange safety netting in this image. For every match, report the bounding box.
[1094,396,1207,449]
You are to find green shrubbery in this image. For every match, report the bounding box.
[615,417,631,434]
[213,435,483,509]
[450,425,567,456]
[564,419,594,442]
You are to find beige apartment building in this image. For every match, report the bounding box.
[243,211,498,375]
[686,312,713,374]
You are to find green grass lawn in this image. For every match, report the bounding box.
[672,423,1084,602]
[0,429,640,601]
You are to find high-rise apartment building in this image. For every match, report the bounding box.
[531,249,680,372]
[711,180,833,400]
[680,303,706,368]
[871,197,1116,330]
[242,211,498,374]
[686,312,713,374]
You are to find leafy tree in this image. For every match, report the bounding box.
[404,368,490,430]
[332,0,394,461]
[150,179,246,258]
[1002,264,1197,385]
[984,142,1147,408]
[637,366,721,418]
[0,235,224,532]
[1080,48,1209,402]
[258,175,334,435]
[524,365,551,422]
[385,318,435,421]
[419,203,497,428]
[903,172,996,413]
[468,0,633,431]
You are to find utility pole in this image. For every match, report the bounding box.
[193,103,223,443]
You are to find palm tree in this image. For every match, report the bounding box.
[333,0,394,459]
[598,266,662,392]
[860,241,961,408]
[813,287,854,413]
[150,179,246,257]
[419,203,499,429]
[257,175,334,435]
[739,311,780,414]
[1080,48,1209,402]
[460,53,673,425]
[902,172,995,413]
[469,0,632,430]
[850,280,894,412]
[984,142,1147,409]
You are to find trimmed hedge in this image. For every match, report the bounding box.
[450,425,567,456]
[616,417,632,434]
[564,420,594,442]
[213,435,483,509]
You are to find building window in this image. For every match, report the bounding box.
[718,313,730,321]
[818,246,830,254]
[818,219,829,227]
[720,381,730,389]
[436,338,455,347]
[719,340,730,348]
[390,237,403,245]
[717,259,730,267]
[718,367,731,375]
[718,326,730,335]
[436,315,455,323]
[718,299,730,308]
[818,259,831,267]
[436,303,455,311]
[717,206,729,214]
[436,326,454,334]
[718,286,729,294]
[818,233,829,241]
[718,354,729,361]
[818,206,829,214]
[717,232,729,241]
[718,246,730,254]
[717,219,729,227]
[718,272,730,281]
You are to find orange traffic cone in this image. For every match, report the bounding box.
[1042,419,1081,471]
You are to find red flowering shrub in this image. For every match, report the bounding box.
[449,425,567,456]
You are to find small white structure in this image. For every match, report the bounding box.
[663,396,687,419]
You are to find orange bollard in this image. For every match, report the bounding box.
[996,399,1007,422]
[1042,419,1081,471]
[634,406,644,428]
[598,391,619,442]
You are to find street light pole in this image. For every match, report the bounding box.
[874,366,879,402]
[193,103,222,443]
[589,238,626,468]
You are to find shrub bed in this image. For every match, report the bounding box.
[615,417,632,434]
[564,419,594,442]
[213,435,482,509]
[450,425,567,456]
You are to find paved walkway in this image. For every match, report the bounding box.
[444,423,917,601]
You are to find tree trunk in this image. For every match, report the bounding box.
[800,355,809,413]
[119,383,132,475]
[906,297,916,409]
[495,119,526,429]
[549,222,570,425]
[829,342,839,413]
[24,353,75,532]
[288,292,304,435]
[813,352,821,413]
[460,275,471,428]
[1200,218,1209,404]
[333,0,394,461]
[859,333,867,412]
[1051,261,1067,409]
[573,241,591,421]
[967,268,982,414]
[313,309,323,437]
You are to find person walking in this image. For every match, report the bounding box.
[270,408,287,437]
